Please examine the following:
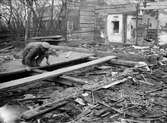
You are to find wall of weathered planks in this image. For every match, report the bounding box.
[67,0,137,44]
[94,3,136,44]
[67,0,96,42]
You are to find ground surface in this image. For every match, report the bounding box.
[0,51,92,72]
[0,42,167,123]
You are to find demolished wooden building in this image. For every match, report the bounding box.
[66,0,167,46]
[67,0,137,44]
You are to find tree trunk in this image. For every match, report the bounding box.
[25,8,31,43]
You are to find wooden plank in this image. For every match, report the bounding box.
[80,15,95,19]
[31,35,62,40]
[60,75,88,85]
[0,56,116,91]
[32,69,88,85]
[22,87,83,120]
[80,22,94,25]
[80,19,95,23]
[109,59,139,67]
[79,33,94,38]
[96,8,136,14]
[80,23,94,28]
[0,46,13,52]
[80,18,95,23]
[0,52,93,82]
[80,7,94,11]
[80,28,94,32]
[22,100,68,120]
[22,76,129,120]
[95,4,136,10]
[80,11,95,16]
[102,78,128,89]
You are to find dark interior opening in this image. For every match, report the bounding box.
[112,21,119,33]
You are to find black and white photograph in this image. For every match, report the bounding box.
[0,0,167,122]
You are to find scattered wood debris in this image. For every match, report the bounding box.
[0,46,167,123]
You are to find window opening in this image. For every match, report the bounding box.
[112,21,119,33]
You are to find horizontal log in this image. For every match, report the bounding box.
[0,56,116,91]
[32,69,88,85]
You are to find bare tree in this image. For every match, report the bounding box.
[0,0,67,41]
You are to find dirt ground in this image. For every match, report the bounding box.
[0,43,167,123]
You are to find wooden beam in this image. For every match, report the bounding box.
[22,77,129,120]
[102,78,128,89]
[0,56,116,91]
[109,59,139,67]
[49,45,92,54]
[22,100,68,120]
[32,69,88,85]
[31,35,62,40]
[0,52,92,83]
[60,75,88,85]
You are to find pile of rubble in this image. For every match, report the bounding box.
[0,45,167,123]
[24,63,166,123]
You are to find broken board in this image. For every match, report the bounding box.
[0,56,116,91]
[22,76,127,120]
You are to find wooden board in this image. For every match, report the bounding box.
[22,76,127,120]
[0,52,93,82]
[109,59,139,67]
[31,35,62,40]
[0,56,116,91]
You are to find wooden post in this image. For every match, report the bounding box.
[25,4,31,44]
[50,0,55,35]
[123,14,127,44]
[135,3,139,45]
[64,0,68,41]
[156,10,159,45]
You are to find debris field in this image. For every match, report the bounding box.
[0,45,167,123]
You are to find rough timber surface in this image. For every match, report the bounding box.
[0,56,116,91]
